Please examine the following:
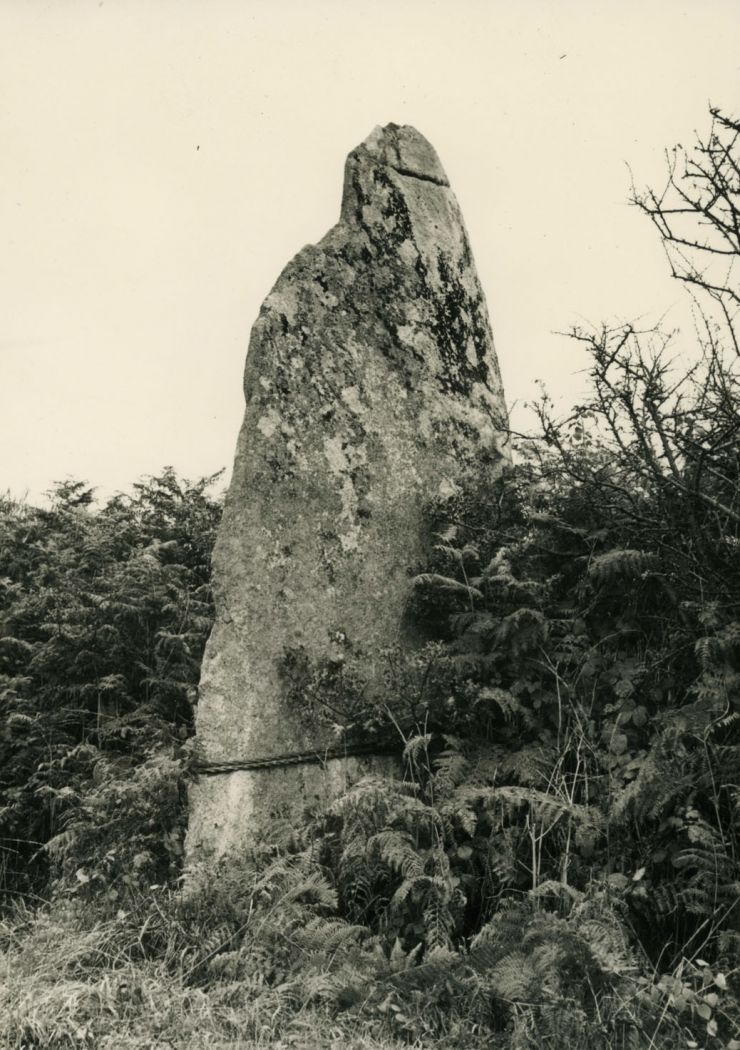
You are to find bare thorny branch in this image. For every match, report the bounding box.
[631,107,740,337]
[509,109,740,603]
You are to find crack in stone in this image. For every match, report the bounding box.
[391,165,450,187]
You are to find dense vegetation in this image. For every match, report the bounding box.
[1,106,739,1049]
[0,469,222,898]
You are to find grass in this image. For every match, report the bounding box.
[0,898,421,1050]
[2,883,737,1050]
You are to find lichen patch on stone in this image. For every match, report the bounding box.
[256,408,281,439]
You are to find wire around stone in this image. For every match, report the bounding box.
[191,739,400,776]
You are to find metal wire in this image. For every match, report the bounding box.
[191,739,399,776]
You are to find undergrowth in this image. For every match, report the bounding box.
[2,843,736,1049]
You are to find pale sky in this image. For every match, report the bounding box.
[1,1,739,504]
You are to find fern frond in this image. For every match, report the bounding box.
[490,950,538,1001]
[477,686,521,722]
[529,879,584,907]
[495,608,547,657]
[498,743,554,786]
[198,922,238,966]
[412,573,484,602]
[403,734,432,766]
[42,828,80,861]
[367,830,424,879]
[588,549,656,582]
[282,870,338,912]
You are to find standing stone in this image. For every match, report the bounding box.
[186,124,509,861]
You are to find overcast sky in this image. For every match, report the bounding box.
[2,1,739,504]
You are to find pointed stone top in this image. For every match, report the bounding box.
[352,123,450,187]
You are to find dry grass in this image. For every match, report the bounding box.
[0,902,413,1050]
[2,893,729,1050]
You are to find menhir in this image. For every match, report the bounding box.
[186,123,509,861]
